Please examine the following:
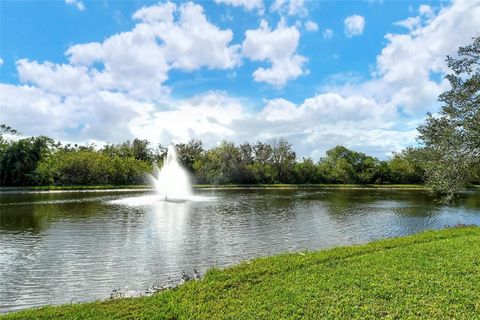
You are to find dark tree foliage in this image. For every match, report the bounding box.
[388,148,424,184]
[175,139,204,174]
[318,146,379,184]
[0,136,54,186]
[418,35,480,201]
[102,139,155,163]
[35,150,150,186]
[271,138,296,183]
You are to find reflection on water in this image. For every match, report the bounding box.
[1,189,479,313]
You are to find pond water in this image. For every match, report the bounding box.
[1,188,479,313]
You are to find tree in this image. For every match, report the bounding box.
[417,35,480,201]
[293,158,321,183]
[175,139,203,174]
[0,124,19,152]
[195,141,243,184]
[102,139,154,163]
[0,136,54,186]
[388,148,424,184]
[319,146,379,184]
[271,138,296,183]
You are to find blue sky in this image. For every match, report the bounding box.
[1,0,478,159]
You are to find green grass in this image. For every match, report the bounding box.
[3,226,480,319]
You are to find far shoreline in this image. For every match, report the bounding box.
[1,184,478,194]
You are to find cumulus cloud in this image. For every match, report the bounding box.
[418,4,433,17]
[242,20,306,87]
[394,16,421,31]
[304,20,318,32]
[18,2,240,100]
[222,92,413,158]
[323,28,333,39]
[16,59,94,96]
[0,84,150,142]
[394,4,437,31]
[270,0,307,16]
[344,15,365,37]
[214,0,264,13]
[65,0,85,11]
[364,0,478,116]
[132,91,245,145]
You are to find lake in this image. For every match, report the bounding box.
[1,188,479,313]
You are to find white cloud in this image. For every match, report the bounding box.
[270,0,307,16]
[247,93,413,158]
[214,0,264,13]
[132,91,245,145]
[323,28,333,39]
[332,0,480,119]
[394,16,421,31]
[344,15,365,37]
[242,20,306,87]
[304,20,318,32]
[16,59,94,96]
[20,2,241,99]
[419,4,433,17]
[394,4,436,31]
[0,84,150,142]
[65,0,85,11]
[0,58,3,66]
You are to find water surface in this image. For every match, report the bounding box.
[1,189,479,312]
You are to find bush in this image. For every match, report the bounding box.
[35,150,150,186]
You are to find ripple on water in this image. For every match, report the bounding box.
[1,189,479,313]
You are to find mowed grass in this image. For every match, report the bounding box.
[3,227,480,319]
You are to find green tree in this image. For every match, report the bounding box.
[293,158,321,183]
[102,139,154,163]
[175,139,204,174]
[388,148,424,184]
[35,149,150,185]
[417,35,480,201]
[195,141,243,184]
[319,146,379,184]
[271,138,296,183]
[0,136,54,186]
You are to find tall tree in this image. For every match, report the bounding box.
[271,138,296,183]
[418,36,480,201]
[175,139,203,174]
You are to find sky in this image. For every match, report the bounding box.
[0,0,479,159]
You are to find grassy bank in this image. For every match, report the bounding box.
[3,226,480,319]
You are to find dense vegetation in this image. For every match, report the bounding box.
[3,226,479,319]
[0,130,427,187]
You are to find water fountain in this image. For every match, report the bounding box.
[110,144,212,206]
[150,145,192,202]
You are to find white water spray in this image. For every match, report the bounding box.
[109,145,214,206]
[150,145,192,201]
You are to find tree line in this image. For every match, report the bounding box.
[0,131,454,187]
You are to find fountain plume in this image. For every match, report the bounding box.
[150,145,192,201]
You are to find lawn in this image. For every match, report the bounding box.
[3,226,480,319]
